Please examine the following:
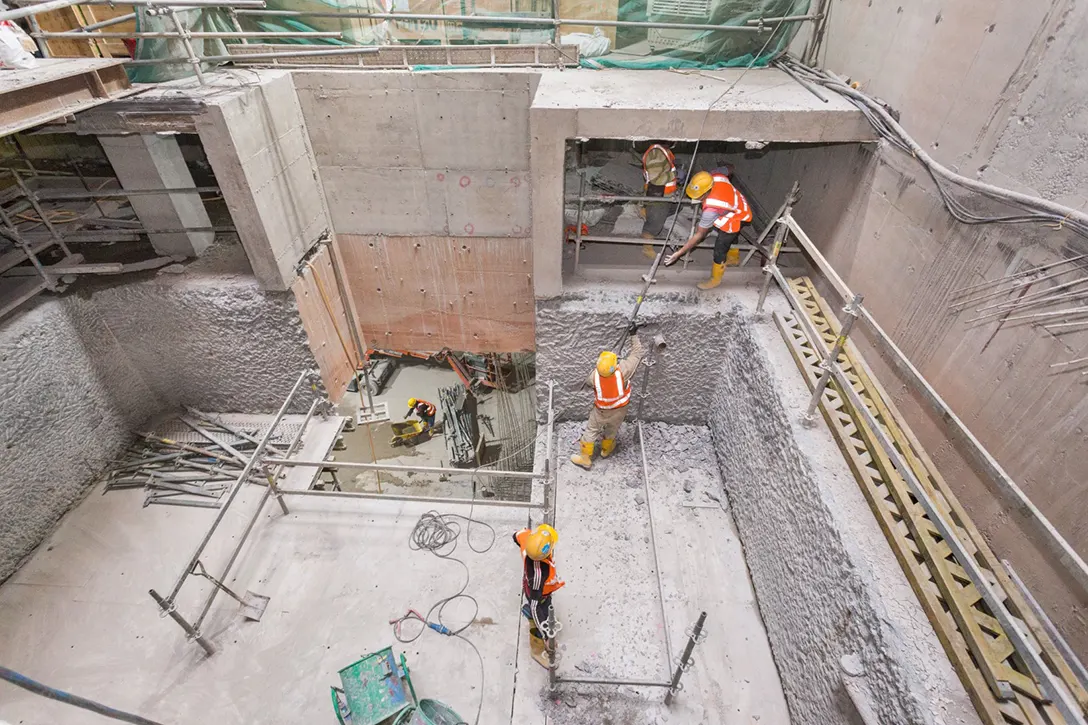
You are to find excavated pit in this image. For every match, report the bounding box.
[534,281,981,725]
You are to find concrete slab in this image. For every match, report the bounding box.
[323,167,447,235]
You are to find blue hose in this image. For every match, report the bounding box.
[0,666,163,725]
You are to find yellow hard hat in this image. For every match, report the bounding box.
[525,524,558,561]
[408,397,418,408]
[685,170,714,199]
[596,351,618,377]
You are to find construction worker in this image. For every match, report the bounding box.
[406,397,436,429]
[570,327,645,470]
[514,523,564,668]
[640,142,679,258]
[663,165,752,290]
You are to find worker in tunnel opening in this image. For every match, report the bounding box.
[406,397,437,430]
[514,523,564,668]
[662,164,753,290]
[639,142,679,259]
[570,325,645,471]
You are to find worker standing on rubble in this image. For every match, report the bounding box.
[570,326,645,470]
[662,164,752,290]
[640,142,679,259]
[514,523,564,668]
[406,397,437,429]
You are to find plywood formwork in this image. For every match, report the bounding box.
[292,241,359,404]
[337,234,534,353]
[0,58,135,138]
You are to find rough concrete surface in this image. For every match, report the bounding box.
[536,281,981,725]
[791,0,1088,651]
[1,247,322,584]
[292,69,534,239]
[0,298,161,582]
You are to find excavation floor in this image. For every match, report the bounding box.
[510,421,790,725]
[0,419,785,724]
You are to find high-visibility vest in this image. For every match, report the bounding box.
[593,369,631,410]
[414,400,436,417]
[702,173,752,233]
[516,529,564,597]
[642,144,678,195]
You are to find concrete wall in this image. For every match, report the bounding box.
[0,252,321,581]
[785,0,1088,648]
[290,69,536,352]
[535,284,979,725]
[0,298,160,582]
[196,70,332,292]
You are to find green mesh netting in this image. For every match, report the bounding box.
[131,0,809,80]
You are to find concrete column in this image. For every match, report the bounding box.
[529,107,577,299]
[98,133,213,258]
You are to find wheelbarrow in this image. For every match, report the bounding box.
[390,420,429,447]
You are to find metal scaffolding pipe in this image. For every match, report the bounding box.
[744,12,821,24]
[565,194,700,204]
[125,46,378,64]
[234,8,775,32]
[0,0,81,22]
[280,488,543,509]
[783,213,1088,598]
[36,29,342,38]
[162,370,308,604]
[76,11,136,31]
[637,421,673,675]
[33,186,220,200]
[554,676,671,688]
[264,457,544,480]
[13,0,265,6]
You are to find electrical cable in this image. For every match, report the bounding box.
[780,57,1088,240]
[390,509,495,725]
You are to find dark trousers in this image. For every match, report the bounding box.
[422,412,436,429]
[713,231,740,264]
[641,183,670,238]
[522,598,552,633]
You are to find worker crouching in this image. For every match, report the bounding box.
[514,524,564,668]
[571,329,645,470]
[663,165,752,290]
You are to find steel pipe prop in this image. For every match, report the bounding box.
[280,488,544,509]
[33,186,220,200]
[36,30,341,38]
[264,457,544,480]
[768,264,1088,725]
[234,9,776,32]
[554,676,672,688]
[125,46,378,64]
[163,370,309,604]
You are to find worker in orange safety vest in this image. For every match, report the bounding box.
[663,165,752,290]
[570,326,645,471]
[514,523,564,668]
[640,142,679,259]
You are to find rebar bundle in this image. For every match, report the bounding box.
[439,385,479,468]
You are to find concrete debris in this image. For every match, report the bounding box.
[159,263,187,274]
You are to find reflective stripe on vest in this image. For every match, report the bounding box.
[593,369,631,410]
[642,144,677,195]
[702,176,752,233]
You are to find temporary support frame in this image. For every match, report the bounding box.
[151,372,552,655]
[760,187,1088,725]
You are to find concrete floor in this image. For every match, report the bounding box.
[0,410,786,725]
[335,362,536,500]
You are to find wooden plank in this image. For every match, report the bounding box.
[35,5,102,58]
[0,276,48,318]
[291,243,356,404]
[0,59,135,138]
[337,234,534,353]
[81,4,136,57]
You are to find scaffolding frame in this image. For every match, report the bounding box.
[151,371,552,655]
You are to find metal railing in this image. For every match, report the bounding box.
[758,187,1088,725]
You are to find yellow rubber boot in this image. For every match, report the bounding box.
[570,440,594,470]
[725,247,741,267]
[697,262,725,290]
[600,438,617,458]
[529,629,551,668]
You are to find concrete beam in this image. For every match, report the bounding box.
[98,133,213,258]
